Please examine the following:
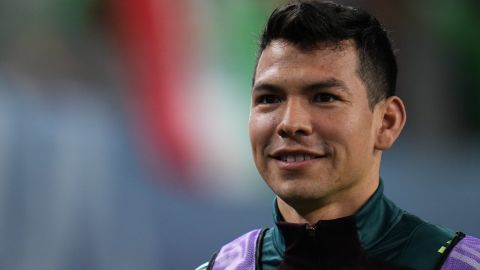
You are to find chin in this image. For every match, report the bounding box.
[275,182,329,202]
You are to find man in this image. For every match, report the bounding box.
[196,1,480,269]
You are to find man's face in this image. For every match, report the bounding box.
[249,40,384,207]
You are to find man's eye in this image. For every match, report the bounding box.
[257,95,281,104]
[313,93,338,103]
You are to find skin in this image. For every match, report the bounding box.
[249,40,406,224]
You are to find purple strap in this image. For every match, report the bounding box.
[211,229,262,270]
[441,235,480,270]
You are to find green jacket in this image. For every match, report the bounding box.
[197,181,457,269]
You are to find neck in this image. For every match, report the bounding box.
[277,178,380,225]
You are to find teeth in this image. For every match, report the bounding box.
[281,154,315,162]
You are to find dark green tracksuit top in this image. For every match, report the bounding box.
[197,181,458,270]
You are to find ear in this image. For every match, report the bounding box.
[374,96,406,151]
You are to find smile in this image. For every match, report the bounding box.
[277,154,318,162]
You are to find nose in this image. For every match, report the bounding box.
[276,98,313,138]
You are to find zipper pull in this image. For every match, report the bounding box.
[306,224,316,237]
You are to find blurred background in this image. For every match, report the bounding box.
[0,0,479,269]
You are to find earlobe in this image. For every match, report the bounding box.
[375,96,406,150]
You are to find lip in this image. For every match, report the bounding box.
[270,148,325,158]
[269,148,326,170]
[273,158,320,170]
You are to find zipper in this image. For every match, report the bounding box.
[306,223,320,268]
[306,224,316,237]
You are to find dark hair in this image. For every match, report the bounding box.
[255,0,397,107]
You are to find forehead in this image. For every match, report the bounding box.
[254,40,361,88]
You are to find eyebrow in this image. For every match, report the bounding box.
[304,78,350,93]
[252,78,350,93]
[252,83,282,93]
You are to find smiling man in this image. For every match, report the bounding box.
[250,39,393,225]
[196,1,480,270]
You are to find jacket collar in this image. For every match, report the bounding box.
[271,179,404,255]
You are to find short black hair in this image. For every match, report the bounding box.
[254,0,397,107]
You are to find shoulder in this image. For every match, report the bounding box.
[395,216,456,269]
[195,228,266,270]
[399,214,455,256]
[371,211,456,270]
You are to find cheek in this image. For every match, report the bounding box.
[342,112,376,157]
[316,111,357,142]
[249,113,278,155]
[319,110,374,153]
